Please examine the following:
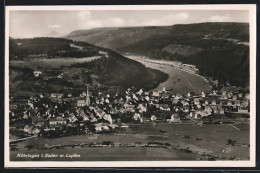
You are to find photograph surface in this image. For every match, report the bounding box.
[5,5,256,167]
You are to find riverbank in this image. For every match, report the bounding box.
[125,55,211,94]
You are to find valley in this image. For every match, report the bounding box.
[125,55,211,94]
[8,22,250,162]
[67,22,249,89]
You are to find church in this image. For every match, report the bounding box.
[77,85,90,107]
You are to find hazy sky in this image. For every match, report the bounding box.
[9,10,249,38]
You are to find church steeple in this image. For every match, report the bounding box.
[86,84,90,106]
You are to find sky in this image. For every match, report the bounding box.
[9,10,249,38]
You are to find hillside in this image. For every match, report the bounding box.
[70,51,168,89]
[67,22,249,87]
[9,37,100,60]
[9,37,168,91]
[67,23,248,50]
[67,26,172,50]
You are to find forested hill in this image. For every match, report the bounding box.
[71,50,168,89]
[66,26,172,50]
[67,22,249,87]
[9,37,168,90]
[9,37,100,60]
[67,22,248,50]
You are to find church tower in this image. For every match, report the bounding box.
[86,84,90,106]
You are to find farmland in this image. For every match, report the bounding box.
[10,123,249,161]
[9,57,101,97]
[9,56,102,70]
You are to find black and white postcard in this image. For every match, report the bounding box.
[4,5,256,167]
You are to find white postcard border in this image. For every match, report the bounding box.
[4,4,257,168]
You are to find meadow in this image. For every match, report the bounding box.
[9,56,102,70]
[10,123,249,161]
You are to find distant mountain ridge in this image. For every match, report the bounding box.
[66,22,248,50]
[67,22,249,88]
[43,31,66,38]
[66,26,172,50]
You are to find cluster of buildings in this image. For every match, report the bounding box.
[9,85,250,137]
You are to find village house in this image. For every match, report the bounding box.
[204,106,213,116]
[133,112,143,122]
[70,43,83,50]
[90,114,98,123]
[99,51,108,58]
[43,125,56,132]
[238,107,249,114]
[102,113,113,124]
[227,92,233,99]
[175,94,183,100]
[151,115,157,121]
[238,93,243,98]
[27,100,34,109]
[94,107,106,119]
[77,100,88,107]
[189,111,201,119]
[67,113,78,123]
[80,92,87,97]
[31,116,45,125]
[57,94,64,99]
[171,114,180,123]
[107,124,118,130]
[245,94,250,100]
[24,124,41,135]
[95,123,109,132]
[152,91,160,97]
[33,71,42,77]
[136,89,144,95]
[210,105,225,115]
[49,117,67,125]
[220,94,228,100]
[159,104,170,111]
[194,113,202,119]
[57,73,63,79]
[50,93,64,99]
[232,95,238,100]
[137,103,147,113]
[123,104,135,113]
[211,100,217,105]
[201,92,206,98]
[172,98,179,105]
[23,124,33,134]
[51,93,57,98]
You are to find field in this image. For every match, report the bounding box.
[10,123,249,161]
[9,56,102,70]
[9,56,105,98]
[126,55,211,94]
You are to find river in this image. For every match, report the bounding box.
[125,55,211,95]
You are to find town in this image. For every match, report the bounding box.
[9,81,250,139]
